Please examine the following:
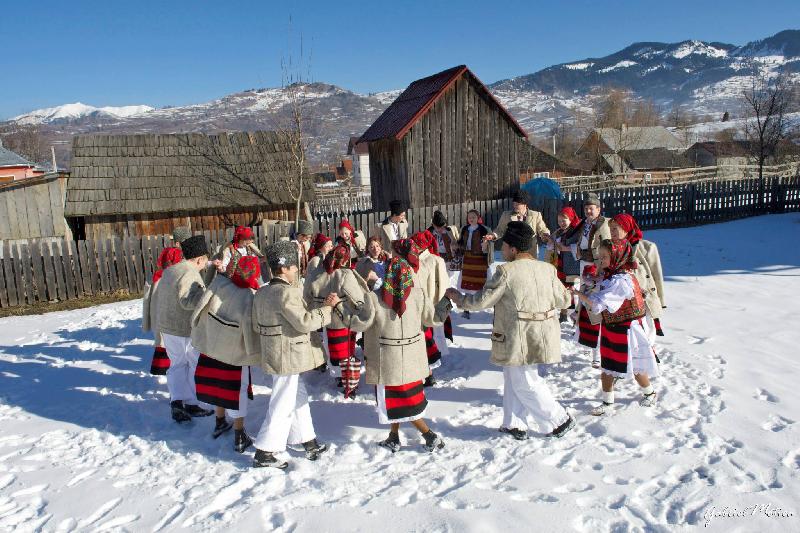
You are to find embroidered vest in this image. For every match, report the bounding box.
[224,244,244,278]
[602,276,646,325]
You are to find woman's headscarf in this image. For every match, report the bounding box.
[324,244,352,274]
[411,230,437,256]
[153,247,183,283]
[382,256,415,317]
[233,226,254,246]
[602,238,638,279]
[559,207,582,229]
[338,219,357,248]
[612,213,643,246]
[308,233,332,258]
[391,238,420,272]
[230,255,261,290]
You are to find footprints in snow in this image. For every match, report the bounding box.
[753,388,779,403]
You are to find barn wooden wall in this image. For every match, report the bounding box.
[80,204,303,240]
[0,175,71,241]
[370,75,522,210]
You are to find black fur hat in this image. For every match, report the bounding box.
[181,235,209,260]
[503,221,533,251]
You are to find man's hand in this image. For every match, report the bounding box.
[324,293,341,308]
[445,288,463,304]
[212,259,224,272]
[366,271,379,283]
[482,234,496,242]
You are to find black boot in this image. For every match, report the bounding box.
[378,432,401,453]
[422,430,445,452]
[499,426,528,440]
[424,374,437,388]
[234,430,253,453]
[212,416,232,438]
[171,401,191,423]
[547,416,576,438]
[252,449,288,469]
[461,310,471,319]
[316,362,328,373]
[302,439,330,461]
[184,404,214,417]
[336,377,343,388]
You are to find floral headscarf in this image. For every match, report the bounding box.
[391,238,420,272]
[412,230,438,256]
[602,238,638,279]
[382,256,415,317]
[233,226,254,246]
[153,247,183,283]
[324,244,352,274]
[338,219,357,248]
[230,255,261,290]
[308,233,332,258]
[612,214,643,246]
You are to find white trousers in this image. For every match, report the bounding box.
[502,365,569,432]
[226,367,250,420]
[255,374,316,453]
[162,333,200,404]
[432,324,450,357]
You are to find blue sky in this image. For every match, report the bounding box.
[2,0,799,119]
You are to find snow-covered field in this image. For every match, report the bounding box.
[1,214,799,532]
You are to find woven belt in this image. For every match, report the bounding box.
[517,309,556,321]
[378,333,422,347]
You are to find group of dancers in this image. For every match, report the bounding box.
[142,191,666,469]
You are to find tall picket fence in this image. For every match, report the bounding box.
[0,176,798,309]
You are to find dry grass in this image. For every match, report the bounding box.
[0,290,140,318]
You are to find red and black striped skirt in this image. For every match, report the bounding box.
[376,381,428,423]
[327,328,356,366]
[150,346,170,375]
[194,354,253,410]
[577,307,601,348]
[424,327,442,369]
[460,251,489,291]
[600,320,632,377]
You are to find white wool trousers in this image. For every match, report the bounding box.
[255,374,316,453]
[502,365,569,433]
[162,333,200,404]
[225,367,250,420]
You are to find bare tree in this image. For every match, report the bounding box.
[0,123,47,164]
[741,71,791,178]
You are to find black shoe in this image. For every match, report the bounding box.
[336,377,343,388]
[234,430,253,453]
[378,432,401,453]
[499,426,528,440]
[424,375,437,388]
[170,401,191,424]
[302,439,330,461]
[184,404,214,417]
[252,449,288,469]
[422,430,445,452]
[213,417,233,438]
[356,337,364,349]
[548,416,576,438]
[316,362,328,373]
[461,310,471,319]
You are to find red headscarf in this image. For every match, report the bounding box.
[230,255,261,290]
[612,213,643,245]
[603,238,638,279]
[382,256,415,317]
[582,264,597,278]
[233,226,254,246]
[324,244,352,274]
[308,233,332,258]
[153,247,183,283]
[338,219,357,248]
[412,230,437,256]
[392,238,420,272]
[559,207,582,229]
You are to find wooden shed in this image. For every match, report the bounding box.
[359,65,528,210]
[65,132,315,240]
[0,172,71,241]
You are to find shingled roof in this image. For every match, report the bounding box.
[619,148,692,170]
[359,65,527,143]
[0,144,35,168]
[66,132,315,217]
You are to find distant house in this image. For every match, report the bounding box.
[519,142,585,182]
[684,140,800,167]
[65,132,315,240]
[575,126,685,173]
[359,65,528,209]
[599,148,692,175]
[0,141,46,182]
[347,136,370,187]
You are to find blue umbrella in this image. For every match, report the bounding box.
[521,177,562,200]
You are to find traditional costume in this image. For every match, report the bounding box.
[410,231,450,375]
[142,247,182,376]
[221,226,264,278]
[492,190,550,257]
[372,200,409,252]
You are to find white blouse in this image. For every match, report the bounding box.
[587,273,634,315]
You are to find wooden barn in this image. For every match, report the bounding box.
[359,65,528,210]
[65,132,315,240]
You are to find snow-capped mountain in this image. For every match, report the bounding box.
[5,30,798,167]
[13,103,154,125]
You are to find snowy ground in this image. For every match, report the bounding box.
[1,214,799,532]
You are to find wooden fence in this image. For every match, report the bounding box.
[0,173,71,241]
[1,176,798,309]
